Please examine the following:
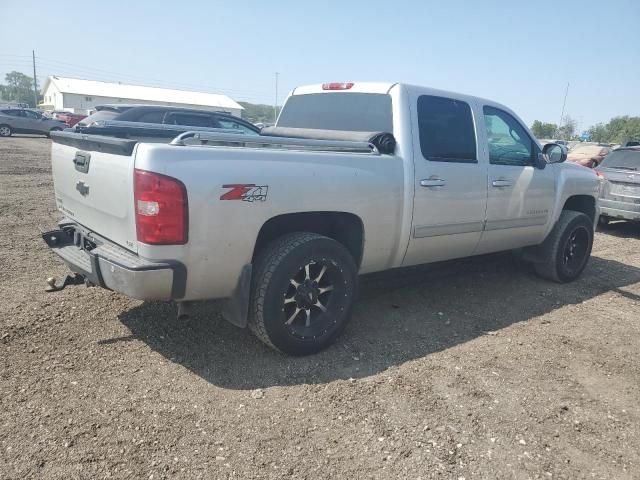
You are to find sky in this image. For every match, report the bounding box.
[1,0,639,131]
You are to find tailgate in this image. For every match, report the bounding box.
[602,169,640,203]
[50,131,139,252]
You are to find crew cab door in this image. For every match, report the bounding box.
[403,94,488,266]
[475,105,555,254]
[23,109,46,133]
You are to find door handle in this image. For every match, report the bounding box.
[420,178,446,188]
[492,179,513,188]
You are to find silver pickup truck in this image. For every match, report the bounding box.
[43,82,601,355]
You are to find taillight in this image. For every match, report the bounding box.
[322,82,354,90]
[134,169,188,245]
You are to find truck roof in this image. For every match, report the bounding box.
[289,82,520,125]
[291,82,504,109]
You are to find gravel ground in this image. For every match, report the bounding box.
[1,136,639,479]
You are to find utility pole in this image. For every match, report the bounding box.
[558,82,569,137]
[32,50,38,108]
[274,72,279,123]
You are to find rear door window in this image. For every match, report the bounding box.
[2,110,25,117]
[135,111,166,124]
[165,112,213,128]
[417,95,477,163]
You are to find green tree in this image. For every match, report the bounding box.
[588,123,609,143]
[238,102,280,125]
[557,115,577,141]
[0,71,38,107]
[587,116,640,144]
[530,120,557,139]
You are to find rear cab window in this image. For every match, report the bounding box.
[417,95,477,163]
[277,93,393,132]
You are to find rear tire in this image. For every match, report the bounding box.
[533,210,593,283]
[248,232,358,355]
[0,125,12,137]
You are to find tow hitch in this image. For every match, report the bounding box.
[45,273,88,292]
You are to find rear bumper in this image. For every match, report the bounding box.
[42,221,186,300]
[600,198,640,221]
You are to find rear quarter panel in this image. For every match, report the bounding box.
[134,143,405,300]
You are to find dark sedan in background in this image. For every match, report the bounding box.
[76,104,260,134]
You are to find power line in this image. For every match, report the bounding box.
[0,53,272,99]
[32,51,38,107]
[0,64,274,104]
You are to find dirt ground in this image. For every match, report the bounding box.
[0,136,639,480]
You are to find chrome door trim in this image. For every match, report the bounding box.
[414,221,484,238]
[484,215,547,231]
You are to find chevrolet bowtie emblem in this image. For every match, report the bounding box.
[76,181,90,196]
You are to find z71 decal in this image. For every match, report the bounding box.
[220,184,269,202]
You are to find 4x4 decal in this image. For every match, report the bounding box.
[220,184,268,202]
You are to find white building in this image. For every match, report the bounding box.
[40,76,243,117]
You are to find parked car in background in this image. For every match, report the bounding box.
[55,112,87,127]
[0,108,67,137]
[50,110,71,120]
[567,144,611,168]
[76,104,260,134]
[595,146,640,225]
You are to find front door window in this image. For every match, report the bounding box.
[483,106,537,166]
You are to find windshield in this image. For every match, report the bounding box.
[277,93,393,132]
[600,150,640,170]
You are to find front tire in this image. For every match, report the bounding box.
[249,232,358,355]
[0,125,12,137]
[534,211,594,283]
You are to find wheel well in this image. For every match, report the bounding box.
[253,212,364,266]
[563,195,596,223]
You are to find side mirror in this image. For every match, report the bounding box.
[542,143,567,164]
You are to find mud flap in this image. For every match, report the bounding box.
[220,264,252,328]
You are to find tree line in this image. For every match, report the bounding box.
[531,115,640,144]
